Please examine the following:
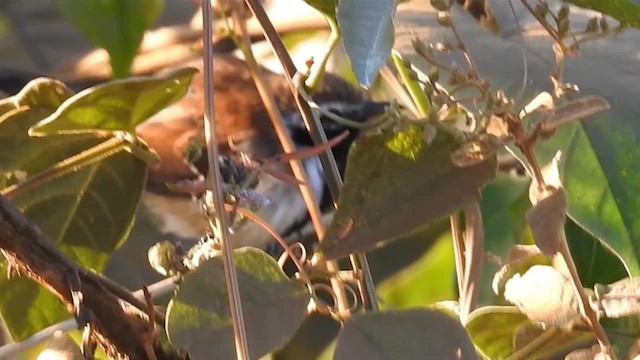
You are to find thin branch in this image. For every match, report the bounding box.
[305,17,341,91]
[0,276,179,359]
[450,214,466,301]
[231,206,337,315]
[448,19,488,99]
[555,239,613,354]
[1,134,122,200]
[459,202,483,323]
[518,0,576,57]
[234,0,351,317]
[200,1,250,359]
[242,0,379,314]
[0,196,170,359]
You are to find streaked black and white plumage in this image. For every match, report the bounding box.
[0,54,387,250]
[137,54,387,249]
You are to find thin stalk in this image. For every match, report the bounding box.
[227,2,353,317]
[392,49,481,320]
[450,214,465,300]
[556,239,613,354]
[460,202,483,322]
[506,327,559,360]
[519,0,576,57]
[1,135,123,200]
[200,2,250,359]
[243,0,379,313]
[391,51,430,116]
[305,17,341,91]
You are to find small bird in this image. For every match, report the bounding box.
[0,54,387,250]
[136,54,387,250]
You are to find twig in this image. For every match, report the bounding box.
[1,134,121,200]
[243,0,379,313]
[200,1,250,359]
[0,319,77,359]
[0,277,179,359]
[459,202,483,322]
[295,76,390,129]
[555,239,613,355]
[518,0,576,57]
[236,0,362,318]
[305,17,341,91]
[448,19,488,99]
[0,196,170,359]
[506,327,560,360]
[231,206,337,315]
[450,214,466,303]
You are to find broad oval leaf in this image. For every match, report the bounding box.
[303,0,337,18]
[564,0,640,28]
[319,125,496,259]
[58,0,164,77]
[166,247,311,360]
[565,218,628,288]
[333,308,477,360]
[376,230,456,307]
[478,173,532,304]
[466,306,530,359]
[29,67,198,135]
[0,79,147,340]
[337,0,396,87]
[395,1,640,274]
[466,306,591,359]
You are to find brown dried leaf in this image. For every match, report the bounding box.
[492,244,550,297]
[451,134,503,168]
[541,96,610,132]
[592,277,640,318]
[504,265,581,327]
[526,152,566,256]
[519,91,555,120]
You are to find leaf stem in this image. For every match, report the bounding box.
[1,135,124,200]
[305,17,341,91]
[295,78,389,129]
[242,0,378,314]
[391,51,431,117]
[229,2,356,317]
[200,2,250,359]
[460,202,483,322]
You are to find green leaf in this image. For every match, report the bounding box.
[30,67,198,135]
[466,306,591,359]
[466,306,529,358]
[534,118,640,275]
[395,1,640,275]
[0,78,147,340]
[336,0,396,87]
[563,0,640,28]
[166,248,311,360]
[58,0,164,77]
[478,173,532,305]
[333,308,477,360]
[319,125,496,259]
[566,218,628,288]
[377,232,456,307]
[303,0,337,18]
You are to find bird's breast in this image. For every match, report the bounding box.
[142,153,326,249]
